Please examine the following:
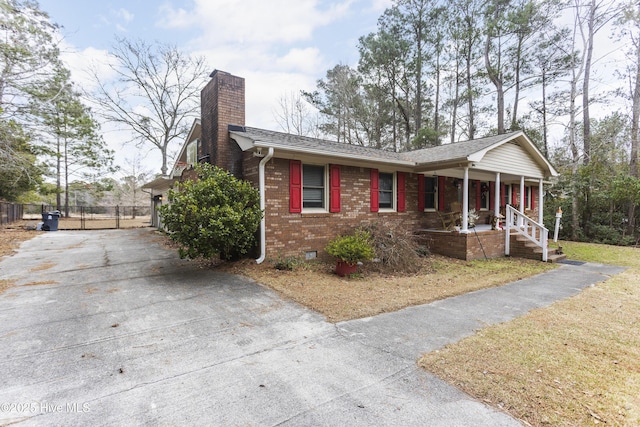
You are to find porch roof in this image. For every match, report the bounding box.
[141,175,175,193]
[411,131,558,180]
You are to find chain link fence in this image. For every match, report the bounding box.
[20,204,151,230]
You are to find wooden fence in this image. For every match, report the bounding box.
[1,202,23,226]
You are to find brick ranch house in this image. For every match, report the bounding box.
[144,70,561,263]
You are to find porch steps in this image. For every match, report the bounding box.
[509,232,567,263]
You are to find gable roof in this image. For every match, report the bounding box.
[229,126,558,178]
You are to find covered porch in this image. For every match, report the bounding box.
[411,132,559,261]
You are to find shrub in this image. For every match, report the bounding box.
[273,255,302,271]
[359,220,423,273]
[159,163,262,261]
[325,230,375,264]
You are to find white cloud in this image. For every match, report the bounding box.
[58,44,117,92]
[276,47,324,74]
[367,0,392,13]
[116,8,135,23]
[158,0,353,45]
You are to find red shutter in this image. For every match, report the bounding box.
[489,182,495,211]
[329,165,341,213]
[438,176,446,211]
[417,175,425,211]
[370,169,379,212]
[475,180,481,211]
[501,183,506,207]
[289,160,302,213]
[397,172,406,212]
[531,186,537,210]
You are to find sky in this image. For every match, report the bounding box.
[37,0,393,175]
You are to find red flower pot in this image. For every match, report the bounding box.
[335,260,358,277]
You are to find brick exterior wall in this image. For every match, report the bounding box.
[200,70,245,178]
[260,158,431,260]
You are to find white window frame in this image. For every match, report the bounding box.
[186,140,198,166]
[378,171,396,212]
[302,163,329,213]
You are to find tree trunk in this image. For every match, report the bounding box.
[582,0,596,166]
[484,18,505,134]
[451,57,460,144]
[56,136,61,212]
[510,36,524,131]
[466,44,475,140]
[629,6,640,235]
[541,64,549,157]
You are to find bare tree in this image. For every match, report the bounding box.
[90,38,209,175]
[272,91,320,137]
[579,0,621,166]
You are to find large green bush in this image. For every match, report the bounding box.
[159,164,262,261]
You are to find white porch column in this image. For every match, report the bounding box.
[494,172,501,217]
[461,167,469,232]
[538,178,544,224]
[519,175,525,227]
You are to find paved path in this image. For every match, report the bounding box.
[0,229,624,426]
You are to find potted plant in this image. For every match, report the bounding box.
[325,230,375,277]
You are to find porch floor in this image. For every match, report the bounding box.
[418,224,497,234]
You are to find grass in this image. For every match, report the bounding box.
[221,255,556,322]
[419,241,640,426]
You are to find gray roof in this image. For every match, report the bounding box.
[410,132,523,164]
[231,127,413,164]
[231,126,527,167]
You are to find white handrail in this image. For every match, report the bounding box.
[505,205,548,262]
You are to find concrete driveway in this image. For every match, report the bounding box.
[0,229,623,426]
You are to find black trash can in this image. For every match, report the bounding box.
[41,211,60,231]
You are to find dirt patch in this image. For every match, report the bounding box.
[0,279,14,294]
[29,262,56,272]
[20,281,58,286]
[0,224,37,259]
[0,224,39,295]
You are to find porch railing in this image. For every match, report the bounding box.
[505,205,548,262]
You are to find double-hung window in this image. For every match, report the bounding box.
[424,176,437,210]
[302,164,325,209]
[378,172,395,211]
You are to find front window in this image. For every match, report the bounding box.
[303,164,325,209]
[424,176,437,210]
[480,181,490,210]
[379,172,394,210]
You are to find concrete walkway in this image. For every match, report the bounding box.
[0,229,624,426]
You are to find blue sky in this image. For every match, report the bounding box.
[37,0,392,173]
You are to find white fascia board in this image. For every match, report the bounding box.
[174,119,202,164]
[230,132,256,151]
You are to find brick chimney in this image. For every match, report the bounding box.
[200,70,245,177]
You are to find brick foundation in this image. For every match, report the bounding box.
[420,229,505,261]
